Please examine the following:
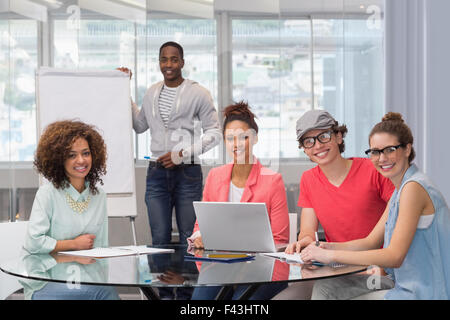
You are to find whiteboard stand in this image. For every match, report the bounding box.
[130,216,137,245]
[109,216,137,246]
[106,192,139,246]
[36,68,139,246]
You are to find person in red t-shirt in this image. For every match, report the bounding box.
[274,110,395,300]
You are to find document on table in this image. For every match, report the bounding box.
[261,252,346,267]
[59,246,174,258]
[260,252,304,264]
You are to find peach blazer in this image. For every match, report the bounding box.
[192,160,289,244]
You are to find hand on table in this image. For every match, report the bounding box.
[73,234,96,250]
[285,236,314,254]
[192,236,204,249]
[300,242,334,265]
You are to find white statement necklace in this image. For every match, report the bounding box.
[65,192,91,214]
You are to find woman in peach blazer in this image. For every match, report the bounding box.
[190,159,290,245]
[189,101,289,300]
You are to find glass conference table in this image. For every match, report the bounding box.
[0,244,368,300]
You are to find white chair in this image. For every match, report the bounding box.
[0,221,28,300]
[288,213,298,243]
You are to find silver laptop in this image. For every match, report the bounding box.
[193,202,288,253]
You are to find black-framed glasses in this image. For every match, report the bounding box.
[299,130,334,149]
[365,144,404,158]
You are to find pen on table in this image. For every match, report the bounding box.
[315,231,320,247]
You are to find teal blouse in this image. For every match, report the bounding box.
[24,182,108,254]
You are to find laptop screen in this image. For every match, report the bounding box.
[193,202,281,252]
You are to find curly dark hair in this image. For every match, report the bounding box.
[34,120,107,194]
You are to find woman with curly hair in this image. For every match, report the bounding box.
[23,120,119,300]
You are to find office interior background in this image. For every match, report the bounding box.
[1,0,450,248]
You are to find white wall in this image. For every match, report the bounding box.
[385,0,450,203]
[425,0,450,203]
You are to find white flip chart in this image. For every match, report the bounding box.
[36,67,137,217]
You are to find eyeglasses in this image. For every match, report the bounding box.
[365,144,404,158]
[299,130,334,149]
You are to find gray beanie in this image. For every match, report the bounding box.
[296,110,337,141]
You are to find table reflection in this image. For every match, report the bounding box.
[0,245,367,300]
[13,251,118,300]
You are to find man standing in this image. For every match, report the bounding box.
[120,41,221,247]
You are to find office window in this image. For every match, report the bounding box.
[53,19,136,71]
[53,18,137,108]
[0,20,38,162]
[312,19,384,158]
[232,19,312,159]
[232,17,384,159]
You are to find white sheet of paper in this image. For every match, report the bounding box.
[59,246,174,258]
[260,252,304,264]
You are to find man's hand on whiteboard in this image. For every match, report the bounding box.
[157,150,183,168]
[116,67,132,79]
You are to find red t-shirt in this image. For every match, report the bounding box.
[298,158,394,242]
